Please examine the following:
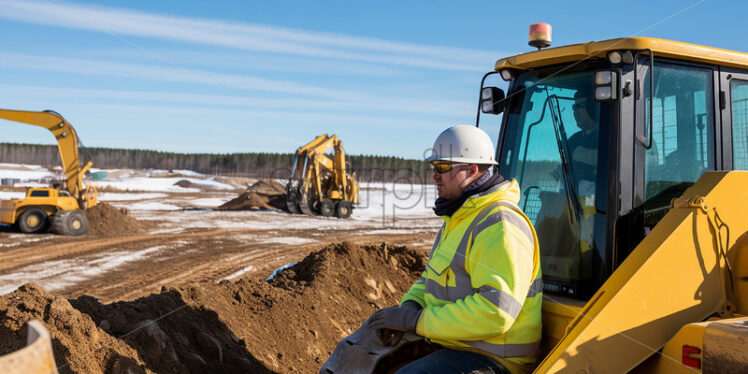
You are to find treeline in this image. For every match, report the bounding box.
[0,143,430,182]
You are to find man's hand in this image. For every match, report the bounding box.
[367,306,422,333]
[367,302,422,346]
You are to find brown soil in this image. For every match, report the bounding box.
[0,242,426,373]
[218,179,288,211]
[86,203,147,237]
[0,283,150,374]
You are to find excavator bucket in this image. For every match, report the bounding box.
[0,320,58,374]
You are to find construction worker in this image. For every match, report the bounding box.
[568,89,599,201]
[366,125,543,374]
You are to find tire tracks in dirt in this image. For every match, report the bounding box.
[1,225,437,303]
[0,228,251,272]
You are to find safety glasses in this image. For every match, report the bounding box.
[430,162,468,174]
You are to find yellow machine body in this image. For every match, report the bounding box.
[534,171,748,373]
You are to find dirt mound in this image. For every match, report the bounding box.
[86,203,147,237]
[173,179,216,189]
[0,242,426,373]
[217,179,288,211]
[247,179,286,195]
[0,283,149,374]
[71,290,266,373]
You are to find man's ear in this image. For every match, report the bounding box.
[470,164,481,178]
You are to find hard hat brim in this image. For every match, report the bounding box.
[425,154,499,165]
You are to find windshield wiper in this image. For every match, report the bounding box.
[543,89,581,222]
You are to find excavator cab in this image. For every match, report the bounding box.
[478,34,748,372]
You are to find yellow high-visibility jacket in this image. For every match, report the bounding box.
[401,179,542,373]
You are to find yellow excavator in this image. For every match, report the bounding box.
[286,134,359,218]
[468,26,748,372]
[0,109,97,236]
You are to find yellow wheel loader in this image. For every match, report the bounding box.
[468,29,748,373]
[286,134,359,218]
[0,109,97,236]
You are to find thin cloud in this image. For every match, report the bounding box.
[0,84,472,119]
[0,0,499,71]
[0,52,351,99]
[95,48,404,77]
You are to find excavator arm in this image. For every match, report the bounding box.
[0,109,95,206]
[290,133,330,180]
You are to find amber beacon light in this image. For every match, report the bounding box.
[528,23,552,49]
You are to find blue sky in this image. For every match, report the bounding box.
[0,0,744,159]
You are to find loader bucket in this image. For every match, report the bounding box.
[0,320,58,374]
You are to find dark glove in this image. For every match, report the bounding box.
[367,306,422,333]
[401,300,423,311]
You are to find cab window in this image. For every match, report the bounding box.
[500,67,611,298]
[29,190,50,197]
[730,79,748,169]
[643,62,715,226]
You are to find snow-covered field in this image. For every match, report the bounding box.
[0,163,439,226]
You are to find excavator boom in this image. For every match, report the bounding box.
[0,109,90,198]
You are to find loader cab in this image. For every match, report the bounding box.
[480,37,748,301]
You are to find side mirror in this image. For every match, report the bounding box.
[480,87,505,115]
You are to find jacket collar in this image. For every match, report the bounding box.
[445,179,521,222]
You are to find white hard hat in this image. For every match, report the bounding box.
[425,125,498,165]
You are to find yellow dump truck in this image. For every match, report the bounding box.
[0,109,97,235]
[286,134,359,218]
[470,29,748,372]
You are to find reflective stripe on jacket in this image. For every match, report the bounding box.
[401,179,542,373]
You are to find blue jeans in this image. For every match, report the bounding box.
[394,349,510,374]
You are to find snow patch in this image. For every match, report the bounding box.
[219,265,257,282]
[189,198,226,207]
[120,202,182,211]
[261,236,317,245]
[98,192,168,201]
[0,191,25,200]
